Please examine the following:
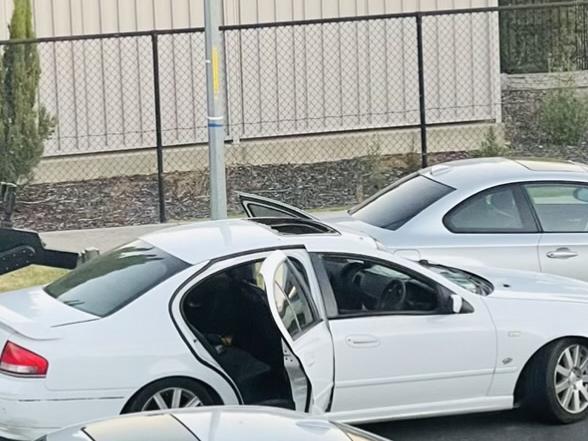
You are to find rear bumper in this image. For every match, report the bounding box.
[0,375,129,441]
[0,395,127,440]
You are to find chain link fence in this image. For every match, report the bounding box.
[5,1,588,231]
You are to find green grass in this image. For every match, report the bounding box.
[0,266,67,293]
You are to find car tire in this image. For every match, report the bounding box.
[527,339,588,424]
[124,378,215,413]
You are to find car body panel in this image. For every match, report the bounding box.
[2,219,588,439]
[45,407,380,441]
[336,158,588,281]
[0,287,95,341]
[260,250,335,413]
[538,233,588,280]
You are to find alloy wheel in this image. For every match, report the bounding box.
[141,387,204,411]
[554,344,588,414]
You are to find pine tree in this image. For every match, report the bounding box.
[0,0,55,183]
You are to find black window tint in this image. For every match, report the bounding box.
[45,241,189,317]
[525,183,588,233]
[445,186,537,233]
[248,204,294,218]
[319,255,441,317]
[350,175,454,230]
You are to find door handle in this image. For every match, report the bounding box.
[346,335,380,348]
[546,248,579,259]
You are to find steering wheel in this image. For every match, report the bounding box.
[378,280,407,311]
[338,262,366,310]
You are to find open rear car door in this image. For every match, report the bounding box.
[238,192,317,220]
[259,250,334,414]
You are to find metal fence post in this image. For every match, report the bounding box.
[416,13,428,168]
[151,32,167,223]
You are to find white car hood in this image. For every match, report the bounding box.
[464,266,588,304]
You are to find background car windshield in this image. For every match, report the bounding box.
[420,261,493,296]
[350,175,454,230]
[45,240,189,317]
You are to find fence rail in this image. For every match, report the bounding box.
[2,2,588,231]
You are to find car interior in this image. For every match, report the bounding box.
[320,255,440,315]
[527,186,588,232]
[181,261,295,408]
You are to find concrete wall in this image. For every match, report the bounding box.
[33,122,496,184]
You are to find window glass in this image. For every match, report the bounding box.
[45,241,189,317]
[272,260,318,339]
[247,204,293,218]
[350,175,454,230]
[445,186,536,233]
[525,183,588,233]
[319,255,440,317]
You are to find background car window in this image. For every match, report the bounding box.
[445,186,537,233]
[272,260,319,339]
[350,175,454,230]
[45,240,189,317]
[525,183,588,233]
[319,255,440,317]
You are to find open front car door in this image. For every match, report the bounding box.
[260,250,335,414]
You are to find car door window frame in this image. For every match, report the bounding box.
[311,252,468,320]
[269,257,322,341]
[443,183,540,234]
[521,180,588,234]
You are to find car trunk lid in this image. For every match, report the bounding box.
[0,286,97,342]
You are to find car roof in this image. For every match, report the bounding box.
[77,407,352,441]
[421,157,588,189]
[141,218,378,264]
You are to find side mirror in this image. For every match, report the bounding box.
[450,294,463,314]
[573,187,588,203]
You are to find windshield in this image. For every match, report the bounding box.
[420,261,494,296]
[350,174,454,230]
[45,240,189,317]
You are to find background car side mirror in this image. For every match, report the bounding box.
[450,294,463,314]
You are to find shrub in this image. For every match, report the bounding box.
[539,87,588,146]
[0,0,55,184]
[473,127,511,158]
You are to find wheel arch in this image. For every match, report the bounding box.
[120,376,223,414]
[514,335,588,405]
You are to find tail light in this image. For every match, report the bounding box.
[0,341,48,377]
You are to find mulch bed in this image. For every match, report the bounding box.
[13,151,470,232]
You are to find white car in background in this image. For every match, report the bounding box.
[2,217,588,439]
[240,157,588,281]
[41,406,388,441]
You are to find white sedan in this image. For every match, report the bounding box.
[2,217,588,439]
[42,406,388,441]
[240,157,588,281]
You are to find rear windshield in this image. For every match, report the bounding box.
[44,240,189,317]
[350,175,454,230]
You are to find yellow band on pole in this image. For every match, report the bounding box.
[212,47,220,95]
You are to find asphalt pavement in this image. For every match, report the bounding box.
[362,409,588,441]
